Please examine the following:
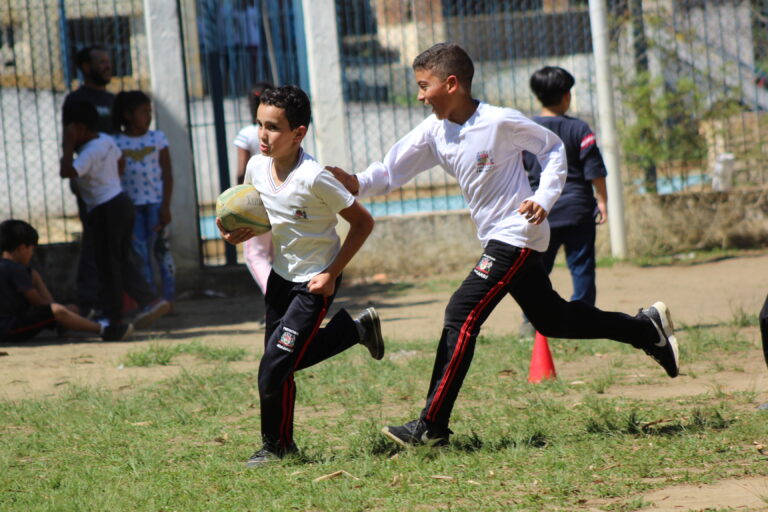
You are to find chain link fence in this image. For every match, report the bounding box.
[1,0,766,260]
[1,0,149,245]
[337,0,767,212]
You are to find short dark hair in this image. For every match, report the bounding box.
[412,42,474,90]
[75,46,108,72]
[249,82,274,122]
[0,219,38,252]
[62,100,99,131]
[530,66,575,107]
[259,85,311,129]
[112,90,151,132]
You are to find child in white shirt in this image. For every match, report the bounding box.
[217,86,384,466]
[59,101,169,332]
[328,43,680,448]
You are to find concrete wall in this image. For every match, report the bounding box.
[35,187,768,301]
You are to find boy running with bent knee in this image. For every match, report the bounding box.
[328,43,679,447]
[217,86,384,466]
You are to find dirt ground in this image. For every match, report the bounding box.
[2,252,768,510]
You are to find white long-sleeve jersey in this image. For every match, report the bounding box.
[356,102,567,252]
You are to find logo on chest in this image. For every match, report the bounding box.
[292,208,308,220]
[475,150,495,173]
[473,253,495,279]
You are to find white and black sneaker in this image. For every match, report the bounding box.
[639,301,679,378]
[382,418,452,448]
[355,307,385,360]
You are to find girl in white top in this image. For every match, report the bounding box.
[234,83,274,294]
[328,43,679,448]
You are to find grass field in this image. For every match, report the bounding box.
[2,314,767,511]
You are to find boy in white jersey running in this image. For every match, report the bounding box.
[328,42,679,448]
[216,86,384,466]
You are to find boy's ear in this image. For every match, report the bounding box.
[293,125,308,142]
[445,75,460,93]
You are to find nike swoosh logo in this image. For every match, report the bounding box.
[650,320,667,347]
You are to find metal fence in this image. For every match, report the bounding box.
[0,0,149,245]
[1,0,767,264]
[336,0,768,209]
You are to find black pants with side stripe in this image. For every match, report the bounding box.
[259,270,359,451]
[420,239,657,429]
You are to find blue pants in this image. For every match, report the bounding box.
[542,222,597,305]
[133,204,176,301]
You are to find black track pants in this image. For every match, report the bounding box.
[420,239,657,428]
[259,271,359,450]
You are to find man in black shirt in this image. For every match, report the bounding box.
[61,46,115,315]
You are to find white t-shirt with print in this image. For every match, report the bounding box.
[73,133,123,211]
[113,130,169,205]
[234,124,260,156]
[243,149,355,282]
[356,102,567,252]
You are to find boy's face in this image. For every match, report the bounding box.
[63,122,90,146]
[84,49,113,86]
[415,68,455,120]
[256,104,306,161]
[13,244,34,265]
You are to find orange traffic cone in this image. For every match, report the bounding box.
[528,331,556,382]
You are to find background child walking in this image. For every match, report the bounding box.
[520,66,609,337]
[217,86,384,466]
[233,82,274,296]
[112,91,176,308]
[60,100,169,332]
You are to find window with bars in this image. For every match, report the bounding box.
[66,16,132,78]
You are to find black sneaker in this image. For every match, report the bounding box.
[638,301,679,378]
[101,323,134,341]
[134,299,171,329]
[245,442,298,468]
[381,418,452,448]
[355,307,385,360]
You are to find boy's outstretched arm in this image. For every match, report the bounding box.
[592,176,608,224]
[308,201,374,296]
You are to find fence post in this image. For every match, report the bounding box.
[589,0,628,259]
[299,0,351,170]
[142,0,201,273]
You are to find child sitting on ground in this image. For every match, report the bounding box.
[0,219,132,341]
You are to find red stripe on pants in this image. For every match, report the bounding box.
[426,249,530,422]
[278,297,329,448]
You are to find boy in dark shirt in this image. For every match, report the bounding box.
[0,219,132,341]
[524,66,608,330]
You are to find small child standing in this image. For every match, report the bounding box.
[0,219,132,341]
[112,91,176,307]
[59,100,170,332]
[233,82,275,295]
[217,86,384,467]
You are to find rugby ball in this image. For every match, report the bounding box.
[216,184,271,235]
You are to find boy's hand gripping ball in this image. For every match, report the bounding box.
[216,184,271,235]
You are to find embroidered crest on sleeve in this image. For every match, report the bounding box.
[473,254,495,279]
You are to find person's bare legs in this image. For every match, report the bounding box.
[51,303,101,333]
